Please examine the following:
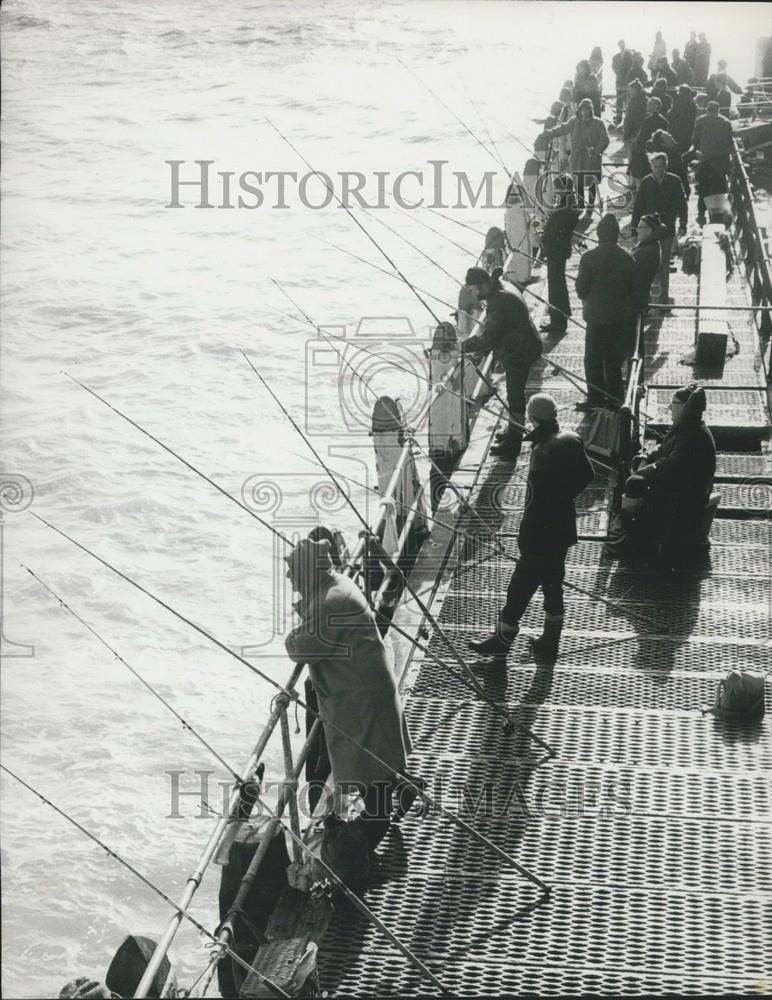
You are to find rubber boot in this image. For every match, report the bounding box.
[529,613,563,664]
[469,621,519,659]
[490,414,524,460]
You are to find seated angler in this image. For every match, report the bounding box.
[462,266,543,461]
[608,383,717,557]
[284,536,413,851]
[470,393,594,665]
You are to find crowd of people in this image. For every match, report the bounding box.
[282,35,726,867]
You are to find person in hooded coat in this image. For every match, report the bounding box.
[648,31,667,72]
[671,49,695,85]
[626,51,649,88]
[542,98,609,212]
[622,79,648,151]
[462,266,543,460]
[574,213,634,411]
[284,536,412,848]
[609,383,716,553]
[470,392,594,664]
[684,31,698,72]
[668,84,698,152]
[574,59,602,116]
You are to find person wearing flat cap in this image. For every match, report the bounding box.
[470,393,594,665]
[609,383,716,554]
[284,535,412,849]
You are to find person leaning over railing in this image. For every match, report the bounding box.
[284,536,412,851]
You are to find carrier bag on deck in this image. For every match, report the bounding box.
[703,670,767,722]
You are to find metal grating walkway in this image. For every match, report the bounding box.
[317,137,772,996]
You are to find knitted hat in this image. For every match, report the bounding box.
[597,213,620,243]
[284,537,333,592]
[527,393,558,423]
[673,382,707,417]
[465,266,490,286]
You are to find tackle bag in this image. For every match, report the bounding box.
[705,670,766,722]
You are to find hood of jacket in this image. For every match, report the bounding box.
[597,213,620,243]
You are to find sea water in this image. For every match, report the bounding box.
[0,2,762,995]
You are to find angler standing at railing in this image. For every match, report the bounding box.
[462,265,543,461]
[538,174,581,338]
[284,537,412,851]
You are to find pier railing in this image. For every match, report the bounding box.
[133,330,496,998]
[729,138,772,350]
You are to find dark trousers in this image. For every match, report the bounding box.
[584,322,624,408]
[501,544,569,625]
[504,364,529,434]
[576,171,600,210]
[547,256,570,331]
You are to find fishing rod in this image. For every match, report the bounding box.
[2,594,448,1000]
[27,509,551,895]
[59,368,544,738]
[255,794,452,996]
[265,117,443,328]
[241,349,554,756]
[62,372,292,547]
[23,565,242,783]
[467,91,513,179]
[0,764,291,1000]
[263,120,521,430]
[396,57,509,177]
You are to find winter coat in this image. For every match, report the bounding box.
[706,73,741,100]
[694,41,711,86]
[623,93,647,142]
[575,236,634,325]
[636,417,716,538]
[684,39,698,68]
[648,38,667,72]
[518,423,594,550]
[285,571,412,788]
[630,112,669,178]
[574,75,602,116]
[653,64,679,88]
[612,48,633,88]
[626,62,649,87]
[668,94,698,150]
[645,131,690,194]
[545,109,609,174]
[692,112,733,171]
[631,172,688,236]
[463,277,542,370]
[672,57,695,85]
[631,233,662,311]
[540,205,581,261]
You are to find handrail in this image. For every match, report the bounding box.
[134,330,498,997]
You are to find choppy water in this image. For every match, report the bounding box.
[0,2,763,996]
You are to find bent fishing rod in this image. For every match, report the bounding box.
[264,119,522,433]
[14,566,449,996]
[59,368,545,750]
[241,349,554,756]
[27,507,550,897]
[0,763,291,1000]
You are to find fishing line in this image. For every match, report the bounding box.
[0,763,291,999]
